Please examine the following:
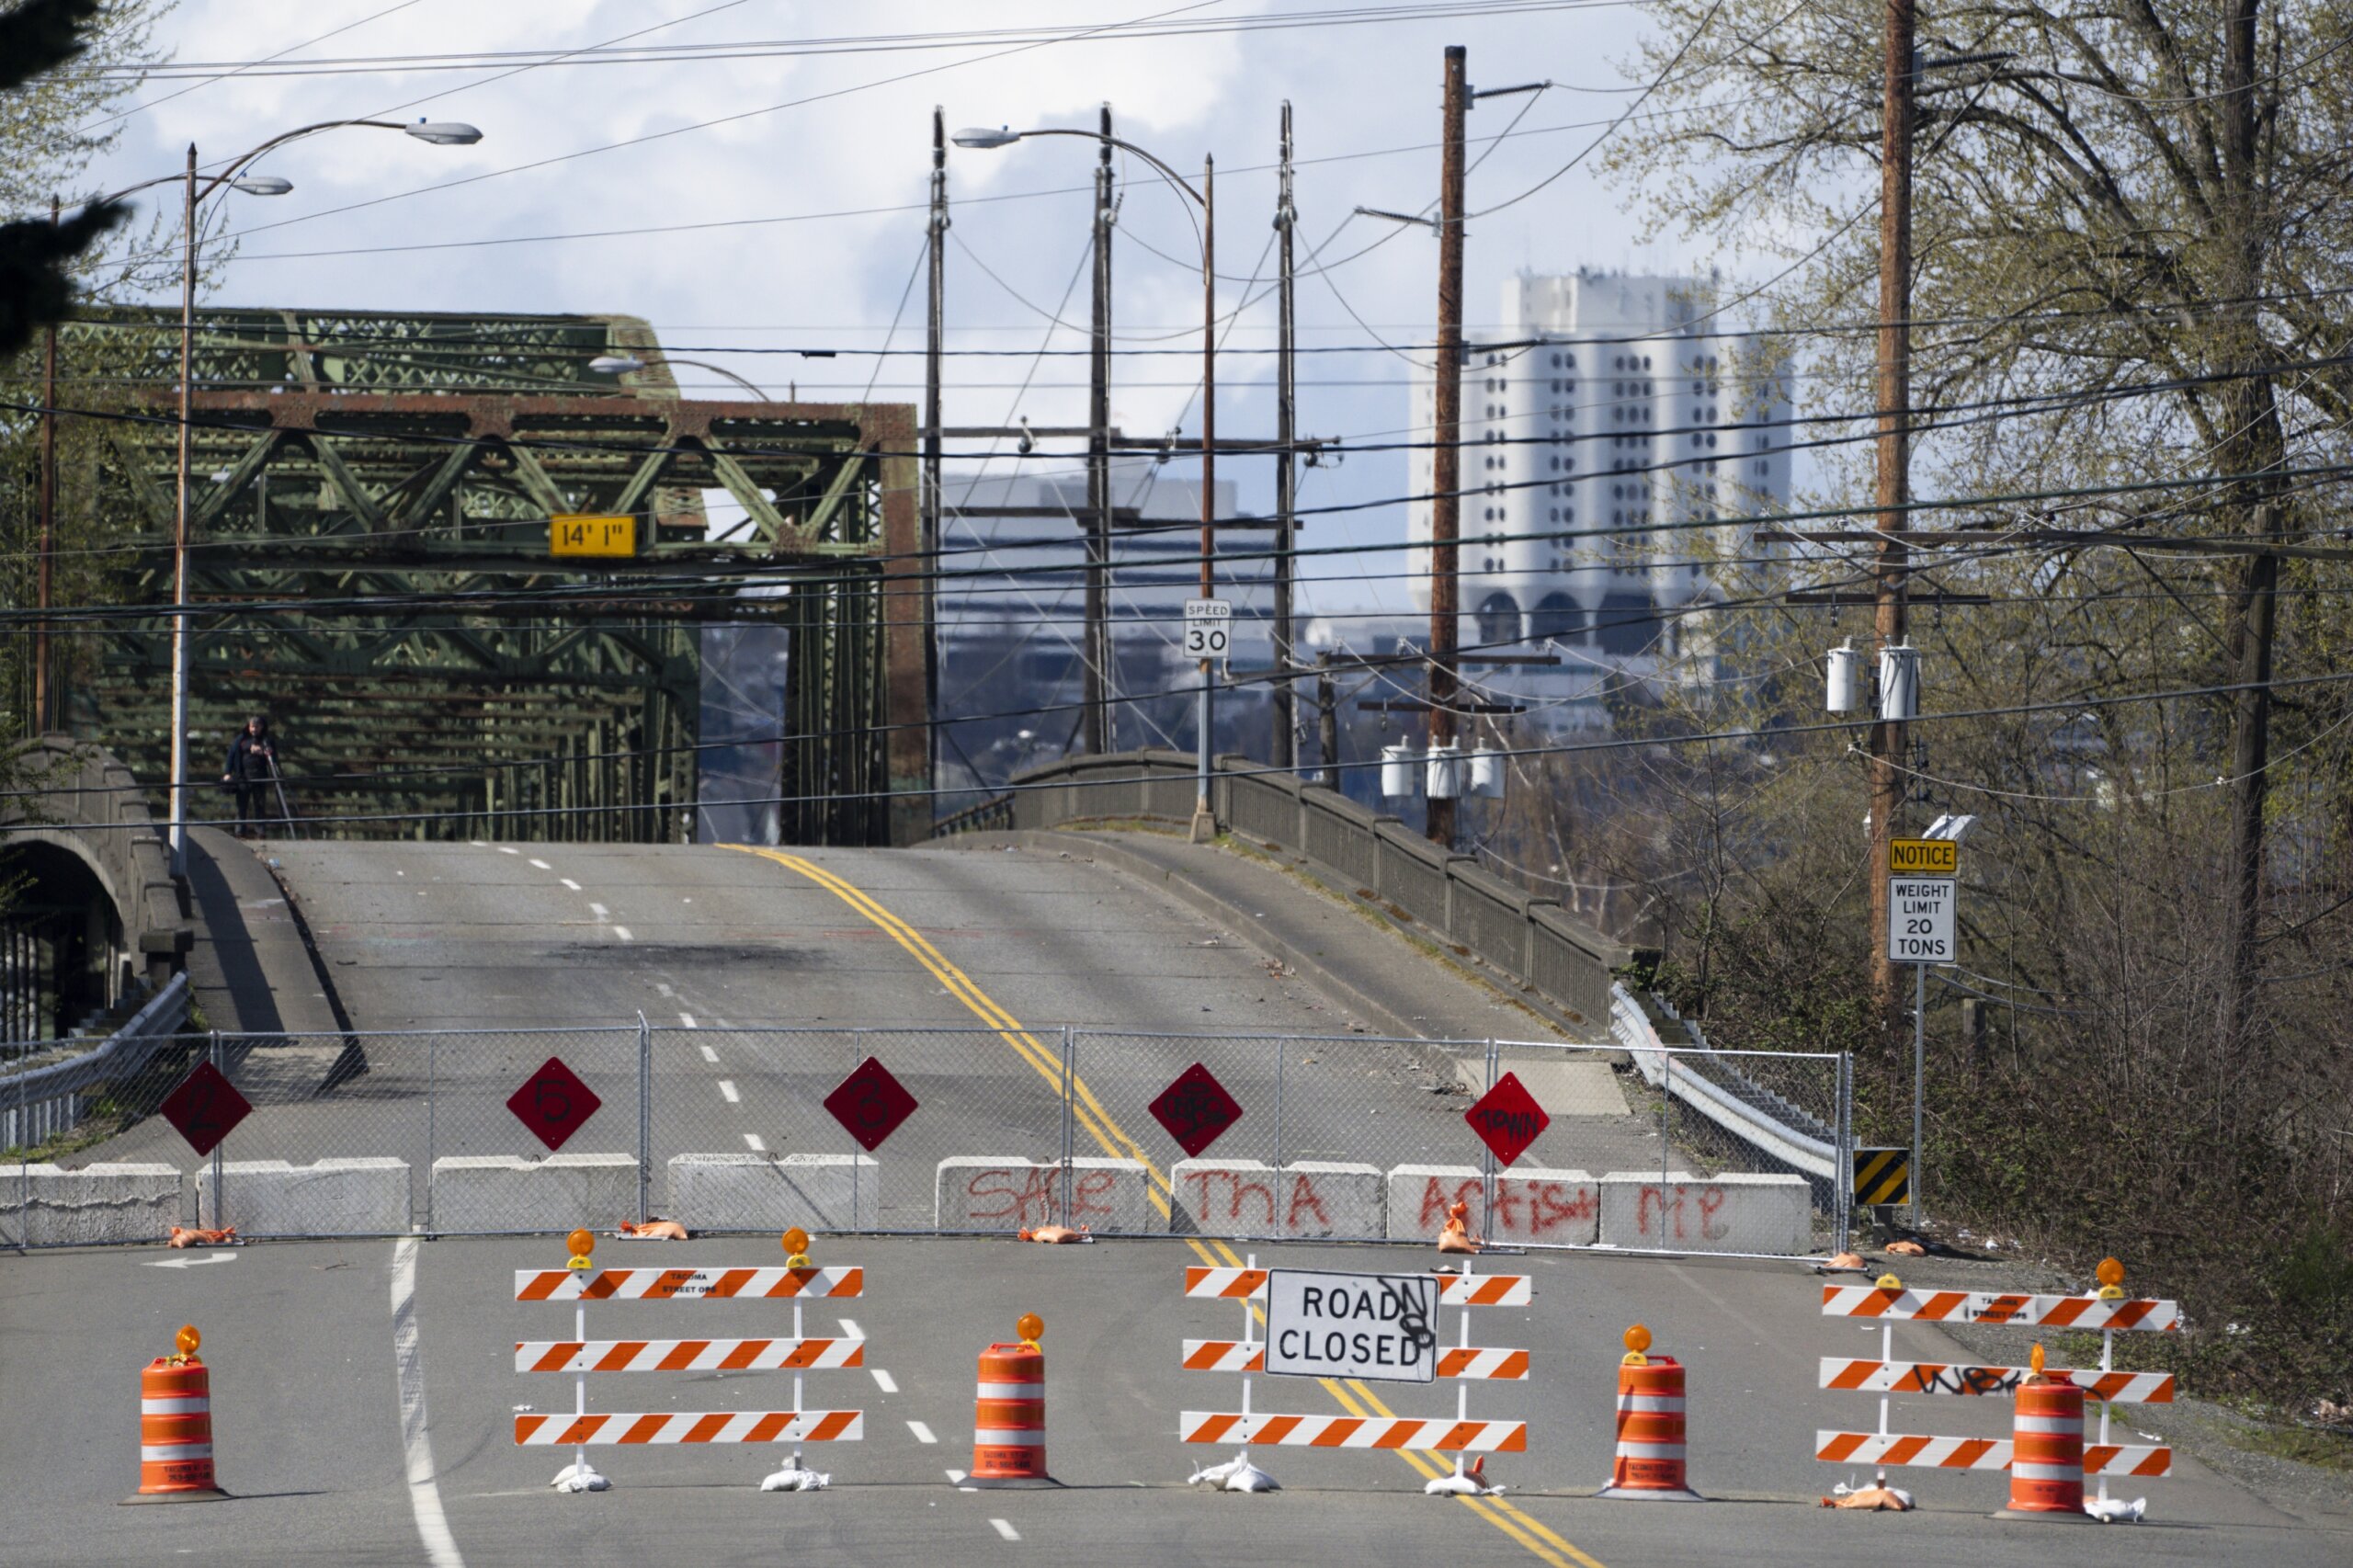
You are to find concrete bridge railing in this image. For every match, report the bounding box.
[3,739,191,993]
[940,750,1629,1033]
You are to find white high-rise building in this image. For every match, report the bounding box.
[1403,270,1793,669]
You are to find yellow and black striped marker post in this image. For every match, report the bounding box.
[1853,1147,1911,1208]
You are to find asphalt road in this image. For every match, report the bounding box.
[3,1233,2345,1568]
[7,834,2347,1565]
[98,835,1661,1227]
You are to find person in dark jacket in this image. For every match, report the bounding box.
[222,717,279,837]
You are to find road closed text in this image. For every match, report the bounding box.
[1264,1268,1438,1382]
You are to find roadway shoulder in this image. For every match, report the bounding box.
[183,826,346,1035]
[944,827,1586,1045]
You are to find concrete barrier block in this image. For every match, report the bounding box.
[1386,1165,1598,1246]
[935,1156,1154,1234]
[199,1158,409,1236]
[1597,1170,1811,1255]
[667,1153,879,1233]
[4,1162,187,1246]
[1170,1159,1384,1239]
[428,1153,637,1233]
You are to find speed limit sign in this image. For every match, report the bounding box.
[1184,598,1233,658]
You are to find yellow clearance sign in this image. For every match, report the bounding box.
[1888,837,1958,876]
[550,514,636,559]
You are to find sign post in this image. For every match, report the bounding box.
[1887,839,1959,1226]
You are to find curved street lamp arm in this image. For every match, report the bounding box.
[1013,127,1204,206]
[83,119,423,209]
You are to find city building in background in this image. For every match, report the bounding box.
[935,461,1266,792]
[1328,269,1794,738]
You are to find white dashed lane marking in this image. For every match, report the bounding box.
[588,903,608,918]
[837,1319,862,1339]
[496,846,517,856]
[743,1133,766,1152]
[611,926,633,942]
[906,1419,937,1444]
[560,879,581,891]
[528,858,551,870]
[678,1013,698,1028]
[870,1368,897,1393]
[990,1520,1020,1542]
[699,1045,719,1063]
[717,1080,740,1104]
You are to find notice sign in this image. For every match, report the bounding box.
[1264,1268,1438,1383]
[1888,836,1959,877]
[1888,877,1957,963]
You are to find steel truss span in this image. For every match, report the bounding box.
[52,307,926,846]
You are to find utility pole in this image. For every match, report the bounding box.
[1426,46,1468,848]
[925,108,948,787]
[35,195,59,737]
[1188,153,1218,843]
[1271,101,1298,771]
[166,143,196,880]
[1868,0,1916,1031]
[1316,650,1337,786]
[1084,104,1115,754]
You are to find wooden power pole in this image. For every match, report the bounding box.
[1272,101,1299,770]
[1869,0,1916,1029]
[1085,104,1115,754]
[1427,45,1468,848]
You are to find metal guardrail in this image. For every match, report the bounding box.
[2,973,192,1149]
[937,750,1630,1034]
[1611,981,1850,1240]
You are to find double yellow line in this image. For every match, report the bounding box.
[727,845,1605,1568]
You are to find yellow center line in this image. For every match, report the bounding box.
[728,844,1604,1568]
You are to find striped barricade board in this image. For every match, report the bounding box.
[518,1338,866,1374]
[1182,1412,1528,1452]
[517,1266,863,1301]
[1183,1267,1531,1307]
[1182,1340,1528,1380]
[515,1411,864,1446]
[1818,1358,2173,1403]
[1815,1431,2170,1476]
[1819,1285,2178,1331]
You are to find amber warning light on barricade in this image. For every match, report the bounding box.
[567,1229,595,1271]
[783,1228,811,1267]
[175,1324,201,1361]
[2097,1256,2126,1299]
[1017,1312,1044,1348]
[1622,1324,1650,1368]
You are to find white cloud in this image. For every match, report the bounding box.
[87,0,1721,610]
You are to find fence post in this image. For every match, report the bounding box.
[1271,1035,1285,1176]
[425,1032,437,1235]
[1657,1047,1673,1192]
[1481,1039,1498,1241]
[636,1013,651,1227]
[1836,1051,1853,1256]
[209,1031,224,1230]
[1060,1027,1075,1225]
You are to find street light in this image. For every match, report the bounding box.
[589,352,772,400]
[82,117,483,878]
[954,122,1220,842]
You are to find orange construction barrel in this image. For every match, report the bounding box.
[127,1358,228,1503]
[2005,1380,2085,1517]
[1598,1355,1701,1501]
[971,1342,1051,1486]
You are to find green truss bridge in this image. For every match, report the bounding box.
[40,307,927,846]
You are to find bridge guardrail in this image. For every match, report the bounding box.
[1,972,193,1168]
[936,751,1628,1033]
[3,1017,1847,1256]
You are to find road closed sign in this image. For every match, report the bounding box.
[1888,876,1956,963]
[1264,1268,1438,1383]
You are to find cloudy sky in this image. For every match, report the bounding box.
[83,0,1729,613]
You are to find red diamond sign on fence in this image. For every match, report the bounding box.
[824,1056,918,1153]
[1148,1062,1244,1158]
[1465,1072,1550,1168]
[507,1056,602,1153]
[159,1061,251,1157]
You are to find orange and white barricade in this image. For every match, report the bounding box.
[128,1325,228,1504]
[514,1228,863,1493]
[1176,1260,1529,1494]
[1814,1258,2177,1519]
[1598,1325,1701,1500]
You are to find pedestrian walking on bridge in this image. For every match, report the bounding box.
[223,716,281,838]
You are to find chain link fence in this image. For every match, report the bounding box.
[5,1015,1849,1256]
